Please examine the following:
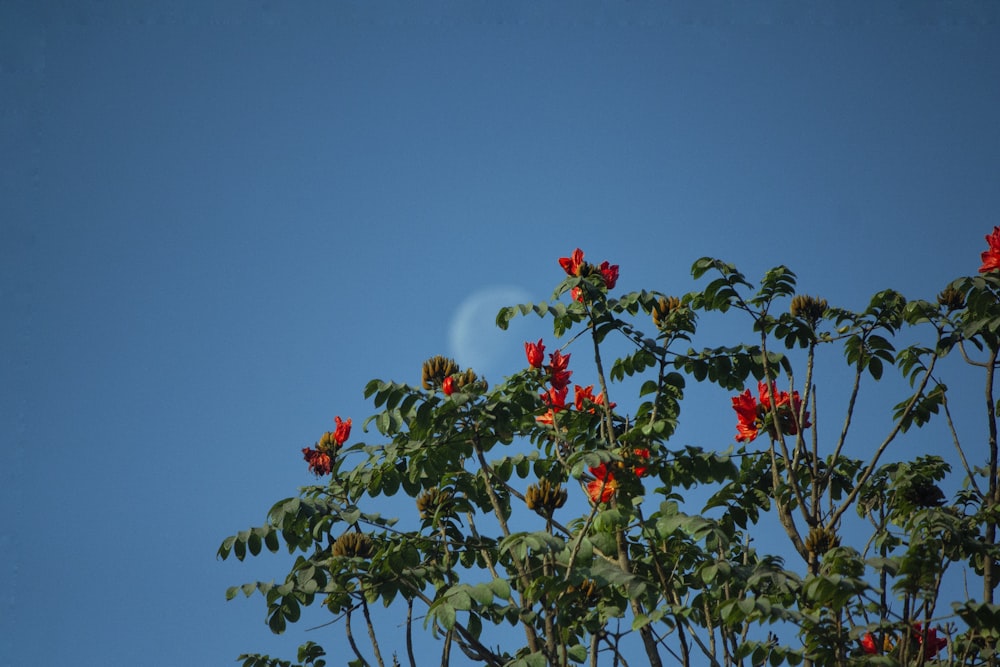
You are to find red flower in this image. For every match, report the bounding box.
[594,392,615,410]
[860,633,877,655]
[570,286,584,303]
[559,248,585,276]
[586,464,618,503]
[541,385,568,410]
[980,226,1000,273]
[758,381,811,435]
[525,339,546,368]
[574,384,616,413]
[629,448,651,477]
[537,385,568,425]
[536,410,557,426]
[334,416,352,446]
[548,350,572,389]
[442,376,455,396]
[732,389,760,443]
[586,450,649,503]
[731,382,811,443]
[598,261,619,289]
[574,384,596,411]
[913,623,948,658]
[302,447,333,476]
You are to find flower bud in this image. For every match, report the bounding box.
[421,355,460,390]
[790,295,828,324]
[317,431,338,453]
[563,579,599,607]
[903,479,946,508]
[936,286,966,312]
[805,526,840,556]
[652,296,682,329]
[331,532,375,559]
[525,479,568,515]
[416,487,455,520]
[452,368,482,391]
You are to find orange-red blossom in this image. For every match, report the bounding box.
[586,449,650,503]
[732,381,811,443]
[302,416,352,476]
[861,624,946,658]
[558,248,619,302]
[979,226,1000,273]
[524,339,545,369]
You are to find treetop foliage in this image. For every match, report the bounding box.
[221,229,1000,667]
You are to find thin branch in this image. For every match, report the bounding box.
[829,348,940,528]
[940,390,983,497]
[345,607,371,667]
[361,596,386,667]
[473,436,542,655]
[405,599,416,667]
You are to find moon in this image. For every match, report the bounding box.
[448,286,540,381]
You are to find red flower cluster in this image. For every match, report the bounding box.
[732,381,811,443]
[860,624,947,658]
[534,346,573,425]
[302,416,352,476]
[573,384,615,413]
[558,248,619,302]
[548,349,572,390]
[530,345,616,425]
[980,226,1000,273]
[586,448,650,503]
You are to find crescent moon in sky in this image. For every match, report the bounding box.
[447,286,539,381]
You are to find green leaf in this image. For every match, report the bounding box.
[248,531,262,556]
[340,506,361,525]
[268,607,286,634]
[509,653,546,667]
[234,534,247,561]
[469,583,495,605]
[218,535,235,560]
[567,643,588,663]
[466,612,483,640]
[449,589,472,611]
[436,602,456,630]
[489,578,511,600]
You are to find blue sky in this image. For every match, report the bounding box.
[3,2,1000,665]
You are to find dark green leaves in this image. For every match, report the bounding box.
[218,525,282,562]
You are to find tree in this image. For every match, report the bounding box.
[220,230,1000,666]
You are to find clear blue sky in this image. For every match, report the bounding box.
[3,2,1000,665]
